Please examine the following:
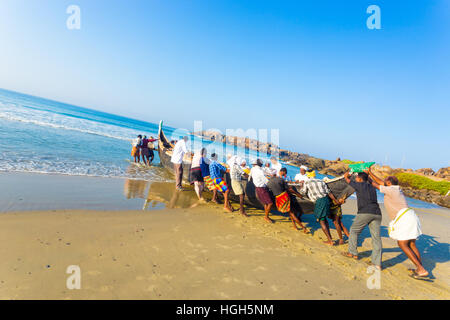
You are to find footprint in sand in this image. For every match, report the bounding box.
[270,285,279,292]
[253,266,267,272]
[86,270,101,276]
[220,259,239,265]
[243,279,255,286]
[99,285,113,292]
[216,244,232,250]
[162,274,174,280]
[145,284,157,292]
[319,286,331,293]
[195,266,206,272]
[290,266,307,272]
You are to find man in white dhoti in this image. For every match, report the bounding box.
[367,168,429,280]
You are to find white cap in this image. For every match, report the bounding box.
[251,158,258,165]
[300,165,308,171]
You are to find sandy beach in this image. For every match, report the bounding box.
[0,173,449,300]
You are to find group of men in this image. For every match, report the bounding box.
[169,137,428,279]
[131,135,158,165]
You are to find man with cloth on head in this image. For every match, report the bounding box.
[295,165,310,183]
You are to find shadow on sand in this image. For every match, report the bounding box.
[340,214,449,278]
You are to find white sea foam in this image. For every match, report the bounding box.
[0,102,154,142]
[0,156,171,182]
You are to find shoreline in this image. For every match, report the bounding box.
[0,170,445,211]
[0,172,449,299]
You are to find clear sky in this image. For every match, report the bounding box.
[0,0,449,170]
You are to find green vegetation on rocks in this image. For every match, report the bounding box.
[395,172,450,196]
[341,159,363,165]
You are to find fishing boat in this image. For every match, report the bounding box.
[157,121,354,214]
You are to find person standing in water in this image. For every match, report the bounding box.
[171,136,189,190]
[131,135,142,163]
[142,136,158,165]
[190,148,207,201]
[366,168,428,279]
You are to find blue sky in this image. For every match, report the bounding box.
[0,0,449,170]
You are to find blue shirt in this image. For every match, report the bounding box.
[209,160,226,179]
[200,157,210,177]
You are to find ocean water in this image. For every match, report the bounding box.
[0,88,440,209]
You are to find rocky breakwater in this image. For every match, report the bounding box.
[192,130,279,155]
[370,165,450,208]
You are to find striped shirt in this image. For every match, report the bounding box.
[303,179,331,202]
[230,163,245,181]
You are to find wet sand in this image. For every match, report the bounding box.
[0,172,449,299]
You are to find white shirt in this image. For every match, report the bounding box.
[171,140,188,164]
[271,162,282,174]
[250,166,269,188]
[226,155,238,168]
[294,173,309,183]
[132,138,141,147]
[264,166,277,176]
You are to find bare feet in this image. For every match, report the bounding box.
[224,206,233,213]
[323,240,334,246]
[303,228,310,234]
[264,216,274,224]
[337,239,345,245]
[239,210,248,217]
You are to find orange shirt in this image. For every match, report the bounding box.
[380,185,408,220]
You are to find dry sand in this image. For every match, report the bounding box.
[0,172,448,299]
[0,199,448,299]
